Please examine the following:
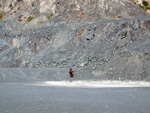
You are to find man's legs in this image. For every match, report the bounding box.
[70,72,74,78]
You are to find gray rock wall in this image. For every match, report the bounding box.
[0,0,149,81]
[0,16,150,81]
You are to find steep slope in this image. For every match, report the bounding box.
[0,0,150,81]
[0,0,146,22]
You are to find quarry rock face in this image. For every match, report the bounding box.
[0,0,150,81]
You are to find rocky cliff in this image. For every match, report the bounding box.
[0,0,150,81]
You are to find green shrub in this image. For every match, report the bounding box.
[146,6,150,10]
[47,13,54,20]
[47,16,51,20]
[27,16,35,22]
[143,1,149,7]
[0,12,3,19]
[51,13,54,17]
[118,15,122,18]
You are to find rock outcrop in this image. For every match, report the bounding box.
[0,0,150,81]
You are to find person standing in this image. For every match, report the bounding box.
[69,68,74,78]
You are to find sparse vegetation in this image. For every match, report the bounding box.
[47,16,51,20]
[27,16,35,22]
[146,6,150,10]
[18,7,20,10]
[47,13,54,20]
[118,15,123,18]
[138,0,150,11]
[133,0,150,11]
[143,0,149,7]
[51,13,54,17]
[0,12,3,20]
[18,18,22,21]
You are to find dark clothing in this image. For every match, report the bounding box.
[69,72,74,78]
